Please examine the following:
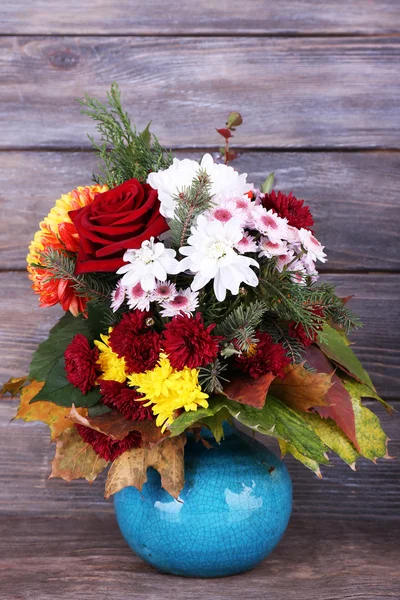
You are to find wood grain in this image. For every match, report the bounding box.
[0,399,398,599]
[2,1,400,35]
[0,272,399,398]
[1,37,399,149]
[1,150,400,272]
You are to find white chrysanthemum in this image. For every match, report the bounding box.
[160,288,199,317]
[117,238,182,291]
[180,216,259,301]
[298,229,327,263]
[205,195,252,227]
[151,280,177,303]
[147,154,250,219]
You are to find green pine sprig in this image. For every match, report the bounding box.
[78,83,172,187]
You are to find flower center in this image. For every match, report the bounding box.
[208,241,230,260]
[213,208,232,223]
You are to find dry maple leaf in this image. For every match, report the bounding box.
[270,363,332,412]
[50,426,108,483]
[68,405,168,446]
[1,376,28,398]
[15,381,87,441]
[105,435,186,499]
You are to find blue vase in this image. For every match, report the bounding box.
[114,425,292,577]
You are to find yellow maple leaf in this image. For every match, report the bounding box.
[1,376,28,398]
[50,426,108,483]
[15,381,87,441]
[270,363,332,412]
[105,435,186,499]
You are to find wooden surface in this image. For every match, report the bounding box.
[1,37,400,149]
[2,1,400,35]
[0,1,399,598]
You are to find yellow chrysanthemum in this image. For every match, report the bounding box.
[27,184,108,315]
[128,354,209,432]
[94,329,127,383]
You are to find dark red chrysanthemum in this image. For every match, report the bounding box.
[235,331,290,379]
[109,311,161,373]
[163,313,222,370]
[262,190,314,231]
[64,333,99,394]
[288,305,325,347]
[75,424,141,462]
[99,380,153,421]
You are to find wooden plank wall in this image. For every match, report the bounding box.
[0,2,399,598]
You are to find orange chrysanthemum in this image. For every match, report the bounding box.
[27,185,108,315]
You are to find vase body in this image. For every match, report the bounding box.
[114,427,292,577]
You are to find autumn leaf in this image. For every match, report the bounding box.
[201,407,231,443]
[1,376,28,398]
[270,363,332,412]
[68,405,168,446]
[50,426,108,483]
[303,412,359,468]
[317,323,375,392]
[305,346,359,450]
[105,435,186,499]
[14,381,87,441]
[223,371,276,408]
[342,379,390,462]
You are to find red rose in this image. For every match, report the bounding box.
[69,179,169,273]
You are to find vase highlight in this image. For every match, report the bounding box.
[114,427,292,577]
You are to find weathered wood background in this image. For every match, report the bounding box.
[0,2,399,599]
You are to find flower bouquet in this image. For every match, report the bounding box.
[2,84,391,578]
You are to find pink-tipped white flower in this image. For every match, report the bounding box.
[126,282,152,311]
[117,238,182,292]
[205,195,252,228]
[179,215,259,302]
[160,288,199,317]
[251,205,291,243]
[276,251,296,273]
[111,281,126,312]
[151,280,177,303]
[258,237,289,259]
[298,229,327,263]
[235,232,258,254]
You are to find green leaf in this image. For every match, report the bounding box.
[226,111,242,128]
[168,397,228,437]
[29,313,91,382]
[342,379,389,461]
[317,324,375,391]
[279,440,322,476]
[228,395,329,464]
[201,408,231,443]
[261,172,274,194]
[86,301,110,341]
[30,357,100,407]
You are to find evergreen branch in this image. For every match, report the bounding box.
[78,83,172,187]
[39,248,115,305]
[262,318,306,363]
[215,300,269,351]
[198,359,229,394]
[169,169,213,249]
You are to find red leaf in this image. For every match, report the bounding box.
[305,346,359,451]
[216,128,233,140]
[222,371,276,408]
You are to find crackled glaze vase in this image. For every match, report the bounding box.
[114,425,292,577]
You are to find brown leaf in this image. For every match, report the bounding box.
[1,376,28,398]
[105,435,186,499]
[270,363,332,412]
[223,371,276,408]
[15,382,87,441]
[50,426,108,483]
[68,405,168,446]
[305,346,359,451]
